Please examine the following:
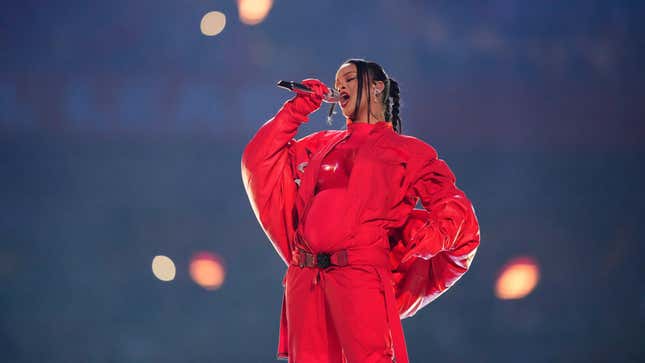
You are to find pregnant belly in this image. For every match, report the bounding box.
[301,188,352,252]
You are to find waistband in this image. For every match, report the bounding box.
[292,248,346,269]
[290,246,390,270]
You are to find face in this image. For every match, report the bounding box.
[334,63,366,119]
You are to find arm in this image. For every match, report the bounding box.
[241,79,329,265]
[396,145,480,317]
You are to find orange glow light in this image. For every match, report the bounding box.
[189,252,226,290]
[495,256,540,300]
[237,0,273,25]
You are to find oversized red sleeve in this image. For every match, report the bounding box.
[241,99,319,265]
[395,145,480,318]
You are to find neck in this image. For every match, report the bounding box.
[351,107,385,124]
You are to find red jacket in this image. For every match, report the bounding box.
[241,98,480,356]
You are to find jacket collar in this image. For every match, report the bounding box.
[346,119,393,134]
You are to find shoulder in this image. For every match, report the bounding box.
[387,132,438,161]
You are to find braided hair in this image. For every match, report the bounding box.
[386,78,401,134]
[342,58,403,134]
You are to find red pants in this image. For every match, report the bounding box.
[285,261,408,363]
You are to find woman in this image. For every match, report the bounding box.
[241,59,480,363]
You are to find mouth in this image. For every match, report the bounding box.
[339,92,350,108]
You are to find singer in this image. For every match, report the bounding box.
[241,59,480,363]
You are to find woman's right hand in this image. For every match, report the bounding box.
[287,78,330,116]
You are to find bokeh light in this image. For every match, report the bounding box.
[200,11,226,36]
[151,255,176,282]
[189,251,226,290]
[237,0,273,25]
[495,256,540,300]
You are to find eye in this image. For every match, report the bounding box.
[334,76,355,91]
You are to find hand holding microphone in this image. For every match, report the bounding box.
[277,80,340,103]
[278,79,338,124]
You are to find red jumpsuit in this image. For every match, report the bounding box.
[241,86,480,363]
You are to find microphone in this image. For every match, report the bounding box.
[277,81,341,103]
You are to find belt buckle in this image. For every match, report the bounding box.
[316,252,331,269]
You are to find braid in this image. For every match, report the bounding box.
[389,78,402,134]
[383,78,392,122]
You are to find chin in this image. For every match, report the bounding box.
[340,104,355,118]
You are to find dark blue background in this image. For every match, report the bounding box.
[1,1,643,362]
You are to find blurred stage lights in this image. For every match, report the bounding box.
[151,252,226,290]
[200,11,226,36]
[237,0,273,25]
[189,251,226,291]
[151,255,176,282]
[495,256,540,300]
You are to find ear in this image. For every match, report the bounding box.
[372,80,385,94]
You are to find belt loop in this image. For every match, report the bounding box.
[332,250,348,266]
[305,252,314,267]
